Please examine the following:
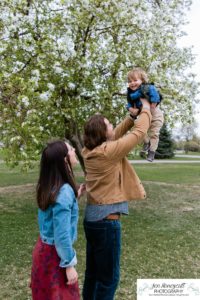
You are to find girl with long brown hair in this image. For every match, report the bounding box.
[30,140,85,300]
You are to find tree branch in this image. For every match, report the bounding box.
[112,92,126,97]
[24,0,32,15]
[155,0,161,7]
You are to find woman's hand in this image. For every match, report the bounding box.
[150,102,157,113]
[66,266,78,285]
[78,183,86,199]
[128,107,139,117]
[140,98,150,110]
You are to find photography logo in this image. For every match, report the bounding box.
[137,279,200,300]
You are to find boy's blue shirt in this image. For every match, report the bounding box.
[38,183,79,268]
[127,84,161,109]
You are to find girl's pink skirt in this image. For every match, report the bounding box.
[30,237,80,300]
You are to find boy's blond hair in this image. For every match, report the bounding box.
[127,67,148,83]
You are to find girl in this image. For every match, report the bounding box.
[31,140,84,300]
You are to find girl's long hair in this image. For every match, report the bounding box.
[36,140,78,210]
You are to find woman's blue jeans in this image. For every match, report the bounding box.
[83,219,121,300]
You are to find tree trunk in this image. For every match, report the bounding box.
[64,118,85,173]
[69,134,85,173]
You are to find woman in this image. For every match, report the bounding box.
[82,100,152,299]
[30,140,84,300]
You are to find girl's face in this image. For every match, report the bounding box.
[65,143,78,166]
[128,76,142,91]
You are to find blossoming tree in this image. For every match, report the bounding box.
[0,0,199,170]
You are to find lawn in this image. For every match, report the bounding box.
[0,162,200,299]
[134,163,200,185]
[0,162,82,187]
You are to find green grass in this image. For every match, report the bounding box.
[1,160,200,187]
[0,162,85,187]
[129,154,200,160]
[1,162,200,299]
[130,156,200,161]
[0,162,39,187]
[170,156,200,160]
[185,151,200,155]
[134,163,200,185]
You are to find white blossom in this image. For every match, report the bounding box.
[54,66,63,74]
[40,91,51,101]
[47,83,55,91]
[27,109,37,116]
[31,69,40,77]
[68,82,76,89]
[21,151,28,158]
[31,77,39,88]
[10,136,21,143]
[31,135,39,144]
[21,96,29,107]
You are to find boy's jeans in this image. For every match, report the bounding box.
[83,219,121,300]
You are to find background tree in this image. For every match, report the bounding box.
[182,133,200,153]
[155,123,175,159]
[0,0,199,170]
[184,139,200,153]
[180,120,198,142]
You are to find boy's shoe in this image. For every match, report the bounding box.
[140,142,150,158]
[147,150,155,162]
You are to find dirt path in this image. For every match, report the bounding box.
[0,183,35,195]
[144,180,199,188]
[129,160,200,164]
[0,181,199,195]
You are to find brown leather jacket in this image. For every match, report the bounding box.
[82,109,152,205]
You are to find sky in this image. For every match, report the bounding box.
[178,0,200,134]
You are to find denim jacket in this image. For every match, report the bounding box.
[38,183,79,268]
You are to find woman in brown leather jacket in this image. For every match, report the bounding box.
[82,99,151,300]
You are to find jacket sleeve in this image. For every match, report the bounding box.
[129,89,143,100]
[53,185,77,268]
[105,109,152,161]
[126,102,132,110]
[113,116,135,140]
[148,85,160,103]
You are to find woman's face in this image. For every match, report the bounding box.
[104,118,113,140]
[65,143,78,166]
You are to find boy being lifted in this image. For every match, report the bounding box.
[127,67,164,162]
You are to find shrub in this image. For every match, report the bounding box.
[184,141,200,153]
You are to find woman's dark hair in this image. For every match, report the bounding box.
[37,140,78,210]
[83,114,107,150]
